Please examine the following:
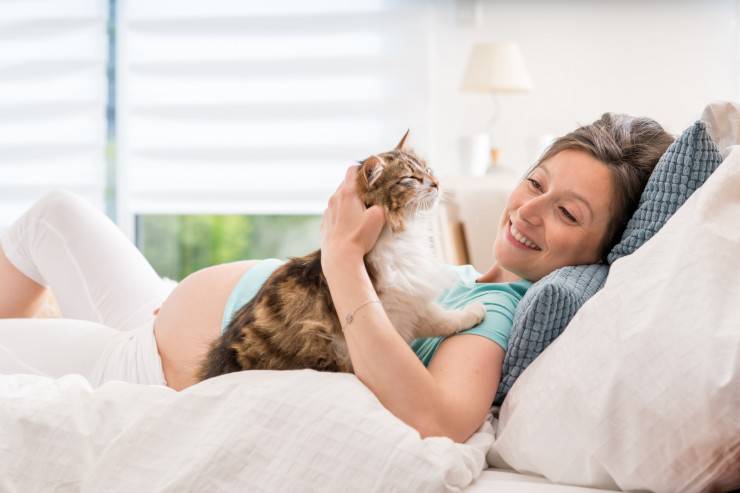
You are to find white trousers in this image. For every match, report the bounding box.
[0,190,175,386]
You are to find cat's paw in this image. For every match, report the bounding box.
[457,302,486,332]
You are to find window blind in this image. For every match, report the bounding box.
[0,0,108,235]
[116,0,432,239]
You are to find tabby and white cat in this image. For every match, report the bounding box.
[196,132,485,381]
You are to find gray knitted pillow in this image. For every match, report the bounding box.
[494,119,723,405]
[607,120,723,263]
[494,264,608,404]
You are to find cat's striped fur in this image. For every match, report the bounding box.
[196,132,485,381]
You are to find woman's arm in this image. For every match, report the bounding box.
[320,166,503,442]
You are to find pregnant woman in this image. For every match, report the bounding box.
[0,112,672,442]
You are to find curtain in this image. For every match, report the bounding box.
[115,0,431,239]
[0,0,108,235]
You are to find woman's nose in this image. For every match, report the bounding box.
[516,197,545,226]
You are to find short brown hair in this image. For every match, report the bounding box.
[529,113,674,262]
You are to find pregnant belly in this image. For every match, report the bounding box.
[153,259,260,391]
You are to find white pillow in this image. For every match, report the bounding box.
[487,145,740,492]
[702,99,740,158]
[0,369,493,491]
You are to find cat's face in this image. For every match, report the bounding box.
[356,132,439,233]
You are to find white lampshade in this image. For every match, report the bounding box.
[461,42,533,93]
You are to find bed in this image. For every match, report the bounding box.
[1,101,739,493]
[0,357,621,493]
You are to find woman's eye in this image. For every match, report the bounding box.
[560,207,577,223]
[526,178,577,222]
[526,178,542,191]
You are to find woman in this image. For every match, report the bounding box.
[0,113,673,443]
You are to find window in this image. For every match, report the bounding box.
[137,214,321,281]
[3,0,431,278]
[0,0,108,235]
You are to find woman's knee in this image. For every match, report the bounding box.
[0,190,88,289]
[35,189,87,215]
[32,189,101,230]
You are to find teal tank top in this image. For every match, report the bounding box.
[410,264,531,365]
[221,260,532,366]
[221,258,286,333]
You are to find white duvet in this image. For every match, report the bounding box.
[0,369,492,492]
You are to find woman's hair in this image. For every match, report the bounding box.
[529,113,675,262]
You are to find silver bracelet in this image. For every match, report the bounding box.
[345,299,382,325]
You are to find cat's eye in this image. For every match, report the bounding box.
[400,176,422,186]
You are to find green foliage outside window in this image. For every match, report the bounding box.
[137,215,322,281]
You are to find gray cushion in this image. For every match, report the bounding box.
[607,120,723,263]
[494,264,607,404]
[494,119,723,405]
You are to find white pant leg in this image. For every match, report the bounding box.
[0,319,116,379]
[0,318,166,386]
[0,190,173,331]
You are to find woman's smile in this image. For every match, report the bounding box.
[505,219,541,251]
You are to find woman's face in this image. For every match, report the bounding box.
[493,149,615,282]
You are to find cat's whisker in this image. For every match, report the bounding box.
[438,191,455,205]
[409,191,438,215]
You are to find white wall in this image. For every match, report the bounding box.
[426,0,740,176]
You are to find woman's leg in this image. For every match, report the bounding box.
[0,190,173,331]
[0,246,47,318]
[0,318,117,379]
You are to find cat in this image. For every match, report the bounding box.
[195,131,486,381]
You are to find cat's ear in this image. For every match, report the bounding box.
[395,129,410,151]
[362,155,384,187]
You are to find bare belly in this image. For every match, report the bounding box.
[153,259,260,391]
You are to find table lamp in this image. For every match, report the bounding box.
[461,42,533,174]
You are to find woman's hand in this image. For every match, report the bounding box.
[320,165,385,268]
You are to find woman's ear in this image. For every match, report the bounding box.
[362,155,385,187]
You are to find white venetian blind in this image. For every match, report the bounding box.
[0,0,108,235]
[116,0,431,239]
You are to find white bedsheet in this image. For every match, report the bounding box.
[467,470,622,492]
[0,369,493,492]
